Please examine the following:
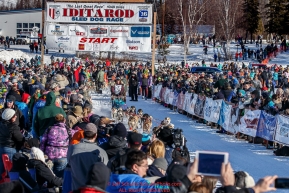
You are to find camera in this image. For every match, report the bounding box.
[172,128,185,147]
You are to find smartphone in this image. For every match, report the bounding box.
[275,178,289,189]
[195,151,229,176]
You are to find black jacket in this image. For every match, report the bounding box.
[0,105,25,130]
[0,120,25,149]
[27,159,63,188]
[147,164,164,177]
[100,135,127,159]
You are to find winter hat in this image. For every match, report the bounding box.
[27,138,40,148]
[89,114,100,126]
[30,147,46,163]
[86,162,111,190]
[72,106,83,117]
[142,133,151,145]
[114,123,127,138]
[127,132,142,145]
[167,164,187,182]
[238,90,246,97]
[261,92,269,99]
[153,158,168,171]
[50,82,59,89]
[261,86,268,91]
[84,123,98,134]
[2,108,16,121]
[21,93,30,103]
[12,79,18,84]
[6,95,16,103]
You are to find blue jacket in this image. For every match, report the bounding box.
[15,101,29,128]
[106,174,169,193]
[31,99,46,134]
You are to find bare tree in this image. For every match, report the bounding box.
[177,0,208,63]
[216,0,241,60]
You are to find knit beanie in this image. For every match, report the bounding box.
[114,123,127,138]
[30,147,46,163]
[2,108,16,121]
[86,162,111,190]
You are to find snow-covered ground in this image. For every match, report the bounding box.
[90,91,289,193]
[0,42,288,66]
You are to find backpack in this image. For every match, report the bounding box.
[44,125,72,151]
[107,149,127,174]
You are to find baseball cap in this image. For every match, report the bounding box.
[84,123,98,134]
[127,132,142,145]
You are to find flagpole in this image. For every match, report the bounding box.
[41,0,45,69]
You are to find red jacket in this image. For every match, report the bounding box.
[74,65,82,83]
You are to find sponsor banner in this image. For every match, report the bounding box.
[68,25,87,36]
[204,98,222,123]
[168,91,174,105]
[194,96,205,118]
[160,87,166,102]
[46,35,76,51]
[183,93,192,112]
[187,94,198,115]
[46,2,152,24]
[218,101,232,131]
[177,92,185,110]
[275,115,289,144]
[46,24,151,52]
[109,26,129,37]
[239,110,261,137]
[131,26,150,37]
[256,111,276,141]
[172,90,179,106]
[164,89,171,104]
[46,24,68,36]
[153,85,162,99]
[227,107,240,134]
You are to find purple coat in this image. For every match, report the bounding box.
[40,122,76,159]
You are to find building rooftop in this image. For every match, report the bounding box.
[0,8,42,14]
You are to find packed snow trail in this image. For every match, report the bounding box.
[124,98,289,185]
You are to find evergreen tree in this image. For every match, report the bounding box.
[242,0,260,43]
[265,0,286,35]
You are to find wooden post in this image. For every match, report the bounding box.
[40,0,45,69]
[152,12,157,77]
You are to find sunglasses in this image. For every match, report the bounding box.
[6,100,13,103]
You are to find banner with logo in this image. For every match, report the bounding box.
[183,93,192,112]
[46,24,151,52]
[194,96,205,118]
[153,85,162,99]
[160,87,166,102]
[218,101,232,131]
[164,88,171,104]
[203,98,222,123]
[46,2,152,24]
[168,91,174,105]
[239,110,261,137]
[177,92,185,110]
[256,111,276,141]
[227,107,240,134]
[187,94,198,115]
[172,91,179,106]
[275,115,289,144]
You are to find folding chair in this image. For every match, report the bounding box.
[29,168,36,181]
[8,172,19,181]
[1,154,13,183]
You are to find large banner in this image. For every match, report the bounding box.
[194,96,205,118]
[172,91,179,106]
[46,24,151,52]
[188,94,198,115]
[203,98,222,123]
[183,93,192,112]
[153,85,162,99]
[227,107,240,134]
[46,2,152,24]
[275,115,289,144]
[218,101,232,131]
[164,88,171,104]
[239,110,261,137]
[256,111,276,141]
[177,92,185,110]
